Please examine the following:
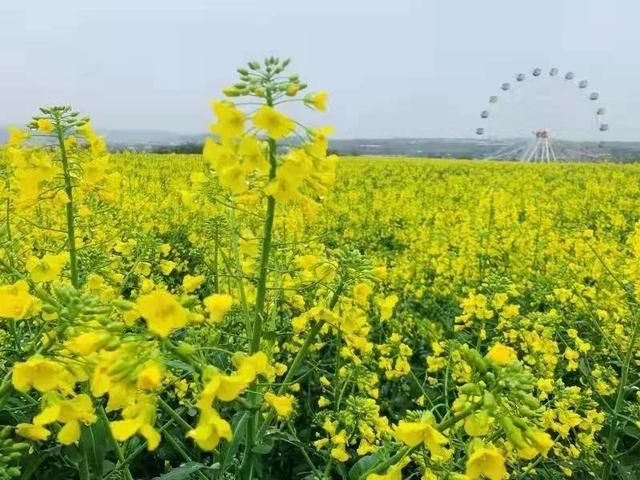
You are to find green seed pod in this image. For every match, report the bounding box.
[113,299,136,310]
[54,287,72,303]
[519,405,535,417]
[180,295,199,307]
[501,417,527,447]
[9,443,29,452]
[0,427,11,439]
[223,87,241,97]
[466,350,488,373]
[177,342,197,356]
[523,396,540,409]
[41,304,58,314]
[459,383,477,394]
[7,467,21,477]
[84,306,112,315]
[508,428,527,448]
[482,391,497,411]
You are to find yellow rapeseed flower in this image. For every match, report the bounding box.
[252,106,295,139]
[0,280,38,320]
[210,100,245,140]
[182,274,205,292]
[394,416,448,458]
[465,444,507,480]
[136,290,189,338]
[306,91,329,111]
[203,293,233,323]
[485,343,518,366]
[25,252,69,283]
[16,423,51,441]
[36,119,55,134]
[33,394,97,445]
[12,356,77,394]
[187,405,233,451]
[264,392,294,418]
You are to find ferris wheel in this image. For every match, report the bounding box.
[475,67,610,162]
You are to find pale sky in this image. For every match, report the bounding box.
[2,0,639,140]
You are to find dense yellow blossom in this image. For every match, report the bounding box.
[0,62,637,479]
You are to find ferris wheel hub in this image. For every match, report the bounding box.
[535,129,550,139]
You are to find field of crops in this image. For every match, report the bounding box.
[1,59,639,480]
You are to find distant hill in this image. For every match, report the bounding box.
[2,127,640,161]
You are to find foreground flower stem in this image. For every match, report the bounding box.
[254,282,345,441]
[602,310,640,479]
[243,87,278,480]
[98,407,134,480]
[589,243,640,479]
[227,207,252,334]
[4,177,11,241]
[54,114,79,288]
[158,398,211,480]
[250,95,278,353]
[163,430,211,480]
[278,281,345,395]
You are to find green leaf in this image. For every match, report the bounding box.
[79,415,109,478]
[251,439,274,455]
[348,451,385,480]
[153,462,209,479]
[219,411,249,472]
[165,358,196,375]
[623,423,640,440]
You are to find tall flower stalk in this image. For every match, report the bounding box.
[200,57,335,478]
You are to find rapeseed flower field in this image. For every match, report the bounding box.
[0,59,639,479]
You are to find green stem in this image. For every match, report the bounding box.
[5,175,11,241]
[278,281,344,396]
[55,119,79,288]
[286,423,321,478]
[79,449,91,480]
[250,141,277,354]
[243,90,278,480]
[322,457,333,479]
[98,407,134,480]
[109,417,178,478]
[158,397,193,433]
[226,206,252,337]
[163,430,210,480]
[213,227,219,293]
[359,446,413,480]
[602,310,640,479]
[256,282,344,441]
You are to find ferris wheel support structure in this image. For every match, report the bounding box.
[522,130,557,163]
